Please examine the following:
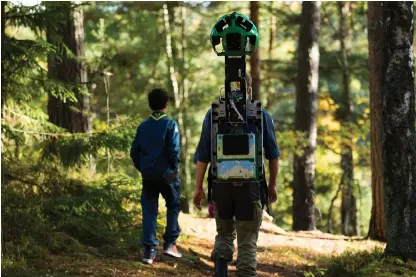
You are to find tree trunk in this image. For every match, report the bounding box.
[368,2,385,241]
[250,1,261,101]
[47,3,90,133]
[179,5,192,213]
[265,1,276,111]
[292,1,320,231]
[381,1,416,259]
[2,1,7,109]
[338,1,360,236]
[163,4,191,213]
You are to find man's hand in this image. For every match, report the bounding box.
[194,161,208,210]
[193,187,206,210]
[268,185,277,204]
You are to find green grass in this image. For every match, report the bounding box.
[324,248,416,277]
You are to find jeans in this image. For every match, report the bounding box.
[141,178,181,246]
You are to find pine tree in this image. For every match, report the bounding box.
[338,1,360,236]
[292,1,321,231]
[46,2,90,133]
[368,1,385,241]
[250,1,261,101]
[381,1,416,259]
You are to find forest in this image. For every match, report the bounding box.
[1,1,416,277]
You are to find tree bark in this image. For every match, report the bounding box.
[381,1,416,259]
[47,3,91,133]
[179,5,192,213]
[368,2,385,241]
[163,4,191,213]
[328,172,345,233]
[265,1,276,111]
[250,1,261,101]
[2,1,7,109]
[292,1,320,231]
[338,1,360,236]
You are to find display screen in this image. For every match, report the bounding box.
[230,81,243,100]
[223,134,249,155]
[230,81,240,91]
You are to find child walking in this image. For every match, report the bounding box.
[130,88,182,264]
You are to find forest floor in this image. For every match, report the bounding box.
[28,213,385,277]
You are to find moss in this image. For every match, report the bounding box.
[325,248,416,277]
[98,244,129,258]
[46,232,89,255]
[2,257,33,277]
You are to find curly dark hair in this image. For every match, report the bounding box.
[148,88,169,111]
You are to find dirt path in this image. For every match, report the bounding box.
[44,214,384,277]
[175,214,384,277]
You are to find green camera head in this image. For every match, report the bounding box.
[210,12,259,56]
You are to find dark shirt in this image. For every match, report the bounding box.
[130,111,180,180]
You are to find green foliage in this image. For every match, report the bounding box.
[2,2,378,274]
[304,269,326,277]
[2,107,140,168]
[4,160,140,239]
[326,248,384,277]
[325,248,416,277]
[44,176,141,252]
[2,257,40,277]
[3,2,87,107]
[2,1,144,275]
[2,156,143,274]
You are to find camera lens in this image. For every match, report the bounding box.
[226,33,241,51]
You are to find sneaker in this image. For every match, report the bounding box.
[142,246,157,264]
[214,258,228,277]
[163,243,182,258]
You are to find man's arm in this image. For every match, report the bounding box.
[262,110,280,161]
[263,109,281,203]
[268,158,279,203]
[193,110,211,209]
[268,158,279,188]
[197,110,212,163]
[193,160,208,210]
[195,161,209,190]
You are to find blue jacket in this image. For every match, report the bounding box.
[130,112,180,182]
[194,108,280,163]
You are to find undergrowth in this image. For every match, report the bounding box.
[1,157,144,276]
[324,247,416,277]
